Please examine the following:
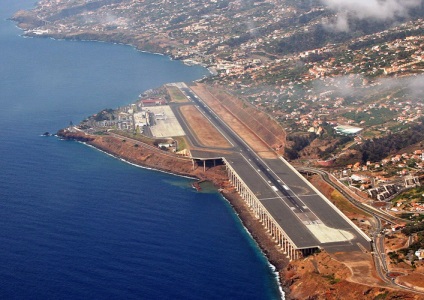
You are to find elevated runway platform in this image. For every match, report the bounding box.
[174,82,371,259]
[224,154,371,254]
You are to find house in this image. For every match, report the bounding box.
[140,98,166,107]
[415,249,424,260]
[391,223,406,231]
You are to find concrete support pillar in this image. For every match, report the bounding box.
[277,231,281,246]
[224,160,300,261]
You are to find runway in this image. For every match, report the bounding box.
[175,83,372,253]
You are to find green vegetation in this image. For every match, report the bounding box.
[388,251,403,264]
[398,213,424,222]
[355,118,424,163]
[93,108,115,121]
[373,291,389,300]
[393,186,424,204]
[285,133,316,160]
[330,189,371,217]
[93,131,108,135]
[362,130,382,139]
[174,136,188,151]
[342,108,396,126]
[402,223,424,236]
[111,130,157,146]
[322,273,340,285]
[399,233,424,255]
[166,86,188,103]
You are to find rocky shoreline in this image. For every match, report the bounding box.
[10,2,424,298]
[57,129,424,299]
[57,129,292,298]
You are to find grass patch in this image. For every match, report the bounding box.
[393,186,424,202]
[362,130,382,139]
[374,291,388,300]
[322,273,340,285]
[110,130,157,146]
[166,86,189,103]
[93,131,108,135]
[330,189,371,217]
[174,136,188,151]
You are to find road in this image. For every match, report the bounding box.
[297,166,424,294]
[296,166,403,224]
[178,84,371,252]
[181,86,313,215]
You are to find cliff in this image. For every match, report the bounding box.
[57,129,225,183]
[57,129,423,299]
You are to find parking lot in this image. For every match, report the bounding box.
[147,106,185,137]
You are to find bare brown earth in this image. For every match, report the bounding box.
[59,77,424,297]
[299,138,340,159]
[386,232,409,252]
[179,105,232,148]
[285,174,422,299]
[58,130,228,184]
[398,273,424,292]
[190,83,285,159]
[384,233,424,292]
[286,251,421,300]
[58,129,423,299]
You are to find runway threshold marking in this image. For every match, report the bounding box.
[259,197,283,201]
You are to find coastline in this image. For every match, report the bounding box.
[55,124,424,299]
[9,4,424,299]
[57,129,290,299]
[219,192,287,299]
[19,30,212,72]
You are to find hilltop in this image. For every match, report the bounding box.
[12,1,424,158]
[11,1,424,298]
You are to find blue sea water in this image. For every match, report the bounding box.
[0,1,282,299]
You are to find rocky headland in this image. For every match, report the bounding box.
[57,129,422,300]
[16,0,423,297]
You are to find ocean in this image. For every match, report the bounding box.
[0,1,282,299]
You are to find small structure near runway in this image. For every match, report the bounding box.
[148,106,185,137]
[140,98,166,107]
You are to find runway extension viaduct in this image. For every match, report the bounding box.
[175,83,372,261]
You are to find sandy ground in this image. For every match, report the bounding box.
[190,83,278,159]
[332,251,381,285]
[59,130,423,300]
[397,273,424,291]
[179,105,232,148]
